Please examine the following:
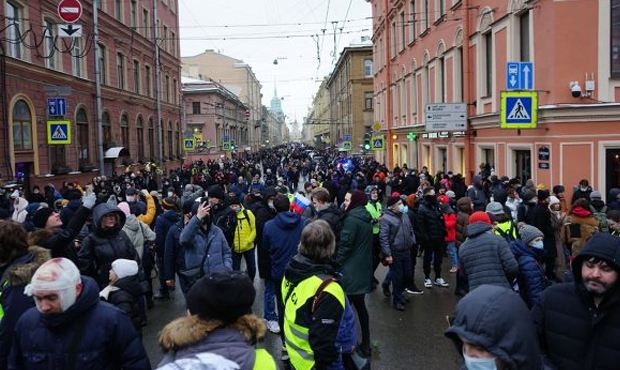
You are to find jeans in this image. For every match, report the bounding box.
[273,278,285,344]
[263,279,277,321]
[423,241,445,280]
[446,241,458,268]
[232,249,256,281]
[391,250,412,305]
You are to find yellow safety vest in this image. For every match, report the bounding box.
[365,201,382,235]
[495,220,517,240]
[253,348,277,370]
[281,275,346,370]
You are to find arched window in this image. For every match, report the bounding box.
[76,108,89,164]
[136,116,144,161]
[148,118,155,160]
[175,122,181,157]
[102,111,112,148]
[120,113,129,149]
[167,120,173,159]
[12,100,32,150]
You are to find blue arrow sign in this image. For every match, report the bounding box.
[47,98,67,116]
[520,62,533,90]
[506,62,534,90]
[506,62,520,90]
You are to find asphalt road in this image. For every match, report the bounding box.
[143,257,463,370]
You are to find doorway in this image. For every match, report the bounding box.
[437,147,447,173]
[606,148,620,197]
[515,150,532,184]
[14,162,32,194]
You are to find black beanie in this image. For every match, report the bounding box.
[207,185,225,201]
[32,207,54,229]
[182,200,195,215]
[187,271,256,323]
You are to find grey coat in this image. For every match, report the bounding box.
[458,222,519,291]
[379,209,415,256]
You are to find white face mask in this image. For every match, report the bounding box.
[463,352,497,370]
[268,201,275,209]
[530,240,544,250]
[167,192,174,197]
[126,195,135,202]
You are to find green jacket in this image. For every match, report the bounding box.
[336,206,373,295]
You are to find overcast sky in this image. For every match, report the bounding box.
[178,0,373,123]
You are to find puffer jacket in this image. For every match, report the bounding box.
[100,274,146,332]
[416,199,446,245]
[379,209,415,256]
[510,239,549,308]
[458,222,519,291]
[123,214,156,259]
[157,315,275,370]
[179,216,232,278]
[455,197,471,248]
[442,205,457,242]
[154,210,181,256]
[78,203,141,288]
[0,246,50,369]
[11,197,28,223]
[10,276,150,370]
[561,206,599,256]
[232,207,256,253]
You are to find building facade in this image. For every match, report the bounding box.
[372,0,620,200]
[0,0,182,190]
[182,50,262,149]
[326,43,374,151]
[182,77,248,160]
[304,77,331,148]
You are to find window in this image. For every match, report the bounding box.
[364,92,373,110]
[400,12,406,50]
[76,108,89,164]
[96,0,102,10]
[102,112,112,148]
[148,118,155,159]
[117,53,125,89]
[455,46,464,101]
[162,25,168,52]
[121,114,129,149]
[410,1,416,43]
[6,2,22,59]
[391,22,397,57]
[136,117,144,160]
[176,122,181,157]
[192,102,200,114]
[44,19,57,70]
[613,1,620,77]
[400,78,407,117]
[115,0,122,21]
[12,100,32,151]
[98,44,107,85]
[167,121,173,158]
[72,38,83,77]
[423,0,429,30]
[519,11,530,61]
[130,0,137,29]
[143,9,149,38]
[170,31,176,56]
[364,58,373,77]
[133,60,140,93]
[438,0,446,18]
[173,79,178,104]
[410,73,418,114]
[437,56,445,103]
[423,63,430,106]
[165,75,170,102]
[145,65,151,96]
[483,32,493,97]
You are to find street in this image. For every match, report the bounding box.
[143,259,462,369]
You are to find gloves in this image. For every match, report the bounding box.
[82,192,97,209]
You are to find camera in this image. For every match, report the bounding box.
[570,81,582,98]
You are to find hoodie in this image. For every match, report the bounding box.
[122,214,156,259]
[445,285,545,370]
[262,212,309,281]
[510,239,549,308]
[11,197,29,223]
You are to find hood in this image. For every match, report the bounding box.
[123,214,140,231]
[284,253,337,286]
[445,285,543,370]
[92,203,126,234]
[42,275,100,328]
[114,274,145,296]
[3,246,50,286]
[571,206,592,217]
[572,232,620,284]
[159,314,265,352]
[163,209,181,223]
[274,211,304,229]
[466,222,493,238]
[590,200,606,212]
[441,203,455,214]
[456,197,472,213]
[14,197,28,212]
[347,205,372,222]
[510,239,543,260]
[473,175,482,188]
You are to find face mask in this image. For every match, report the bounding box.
[33,190,40,194]
[126,195,135,202]
[268,201,275,209]
[167,192,174,197]
[580,187,588,192]
[398,204,408,214]
[463,353,497,370]
[530,240,544,250]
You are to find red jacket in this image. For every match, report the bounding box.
[443,212,457,242]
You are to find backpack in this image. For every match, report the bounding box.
[592,206,609,233]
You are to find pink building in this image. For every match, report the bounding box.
[372,0,620,200]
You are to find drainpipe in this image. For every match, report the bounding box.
[463,0,474,181]
[93,1,104,174]
[153,0,163,180]
[384,0,393,169]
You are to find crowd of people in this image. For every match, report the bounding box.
[0,143,619,370]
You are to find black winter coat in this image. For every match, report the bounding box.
[317,204,344,241]
[247,198,276,279]
[30,205,91,262]
[416,200,446,245]
[103,275,145,332]
[525,204,557,258]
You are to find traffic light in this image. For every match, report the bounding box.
[363,138,371,151]
[231,142,236,151]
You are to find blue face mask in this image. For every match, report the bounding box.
[398,204,408,214]
[530,240,544,250]
[463,353,497,370]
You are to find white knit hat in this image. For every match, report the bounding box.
[111,259,139,279]
[548,196,560,208]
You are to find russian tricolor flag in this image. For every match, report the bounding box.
[290,193,310,214]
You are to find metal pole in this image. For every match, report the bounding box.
[93,0,105,174]
[153,0,163,169]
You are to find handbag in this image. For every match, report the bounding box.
[178,246,210,288]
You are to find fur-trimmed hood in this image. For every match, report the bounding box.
[2,246,50,286]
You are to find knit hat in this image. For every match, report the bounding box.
[125,187,137,196]
[573,233,620,279]
[445,190,456,199]
[347,190,367,211]
[228,194,240,206]
[548,196,560,208]
[186,271,255,323]
[552,185,565,195]
[519,224,544,244]
[523,190,537,203]
[469,211,491,225]
[207,185,226,201]
[589,191,602,200]
[485,201,505,215]
[117,202,131,217]
[405,194,417,208]
[438,195,450,205]
[32,207,55,229]
[162,196,180,211]
[111,259,139,279]
[537,190,550,201]
[386,195,401,208]
[182,199,195,215]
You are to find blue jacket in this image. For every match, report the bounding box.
[262,212,309,281]
[155,210,181,254]
[179,216,232,277]
[9,276,150,370]
[163,219,192,294]
[510,239,549,308]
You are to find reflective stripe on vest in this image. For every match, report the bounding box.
[365,201,382,235]
[281,275,346,370]
[495,221,517,239]
[0,280,8,321]
[253,348,277,370]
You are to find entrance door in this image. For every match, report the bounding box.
[438,147,447,173]
[515,150,532,184]
[606,148,620,197]
[14,162,31,194]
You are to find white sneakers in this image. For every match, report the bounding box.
[266,320,281,334]
[434,278,449,287]
[424,278,433,288]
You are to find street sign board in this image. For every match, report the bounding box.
[47,120,71,144]
[372,122,382,131]
[538,146,550,161]
[183,138,195,151]
[57,0,83,24]
[44,85,72,96]
[500,91,538,129]
[343,134,352,142]
[57,24,82,38]
[425,103,467,132]
[223,135,230,142]
[371,136,385,150]
[506,61,534,90]
[47,98,67,116]
[341,141,352,151]
[223,142,231,151]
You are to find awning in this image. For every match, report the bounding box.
[104,147,129,159]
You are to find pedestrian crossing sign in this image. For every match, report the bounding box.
[500,91,538,128]
[341,141,352,151]
[47,120,71,144]
[183,138,195,151]
[223,141,231,151]
[371,135,385,150]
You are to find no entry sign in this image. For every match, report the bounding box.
[57,0,82,23]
